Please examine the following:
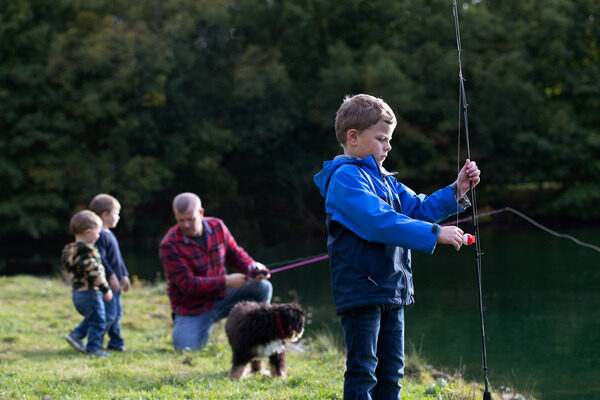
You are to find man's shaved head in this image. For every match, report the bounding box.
[173,192,202,213]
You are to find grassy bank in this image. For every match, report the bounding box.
[0,276,528,399]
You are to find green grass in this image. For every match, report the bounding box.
[0,276,531,399]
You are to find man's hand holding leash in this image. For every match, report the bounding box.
[225,262,270,288]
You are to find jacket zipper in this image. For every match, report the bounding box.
[381,173,409,303]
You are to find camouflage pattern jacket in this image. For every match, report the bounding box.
[62,242,110,293]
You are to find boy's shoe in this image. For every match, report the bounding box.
[87,349,111,357]
[65,333,85,353]
[106,345,124,352]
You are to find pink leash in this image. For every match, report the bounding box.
[269,254,329,275]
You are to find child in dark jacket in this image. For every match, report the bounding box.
[89,194,131,352]
[313,94,481,399]
[63,210,113,357]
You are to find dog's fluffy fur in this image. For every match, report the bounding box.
[225,301,305,379]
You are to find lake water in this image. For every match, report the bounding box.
[257,226,600,400]
[2,224,599,399]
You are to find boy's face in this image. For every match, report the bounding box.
[81,227,101,244]
[346,119,395,167]
[102,208,120,229]
[174,205,204,237]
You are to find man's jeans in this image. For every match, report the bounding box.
[71,290,106,353]
[172,280,273,351]
[340,304,405,400]
[104,290,124,349]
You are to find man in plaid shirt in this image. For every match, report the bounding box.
[159,192,272,350]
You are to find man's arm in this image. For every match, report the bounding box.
[219,222,254,274]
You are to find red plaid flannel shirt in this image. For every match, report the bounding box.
[159,217,254,316]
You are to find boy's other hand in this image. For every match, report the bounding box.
[457,159,481,196]
[109,274,121,293]
[103,289,113,302]
[437,226,464,251]
[122,276,131,292]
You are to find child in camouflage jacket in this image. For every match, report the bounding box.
[62,210,113,356]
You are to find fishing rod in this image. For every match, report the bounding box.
[452,1,492,399]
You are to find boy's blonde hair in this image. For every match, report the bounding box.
[89,193,120,216]
[335,94,396,144]
[69,210,103,235]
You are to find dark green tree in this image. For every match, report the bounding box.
[1,0,599,244]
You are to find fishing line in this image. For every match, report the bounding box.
[456,33,463,227]
[444,207,600,253]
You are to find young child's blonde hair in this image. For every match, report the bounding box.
[69,210,103,235]
[334,94,396,145]
[89,193,120,216]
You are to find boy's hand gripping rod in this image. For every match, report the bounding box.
[453,1,492,399]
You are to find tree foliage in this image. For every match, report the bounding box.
[1,0,599,242]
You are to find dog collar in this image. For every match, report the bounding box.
[274,313,286,339]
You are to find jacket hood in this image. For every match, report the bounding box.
[314,155,383,197]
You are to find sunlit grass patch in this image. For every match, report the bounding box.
[0,276,532,399]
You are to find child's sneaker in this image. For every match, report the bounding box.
[65,332,85,353]
[106,345,124,352]
[87,349,111,357]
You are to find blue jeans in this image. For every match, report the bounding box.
[76,290,124,349]
[104,290,124,349]
[340,304,405,400]
[72,290,106,353]
[172,280,273,351]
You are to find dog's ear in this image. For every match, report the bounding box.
[284,304,305,331]
[292,303,305,319]
[285,303,304,314]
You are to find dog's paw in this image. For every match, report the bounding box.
[228,364,250,380]
[269,365,287,379]
[250,359,264,373]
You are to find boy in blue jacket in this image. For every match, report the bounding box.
[314,94,480,399]
[89,194,131,352]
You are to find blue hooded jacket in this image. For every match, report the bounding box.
[314,155,467,313]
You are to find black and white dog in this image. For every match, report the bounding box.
[225,301,305,379]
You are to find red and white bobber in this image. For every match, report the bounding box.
[462,233,476,246]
